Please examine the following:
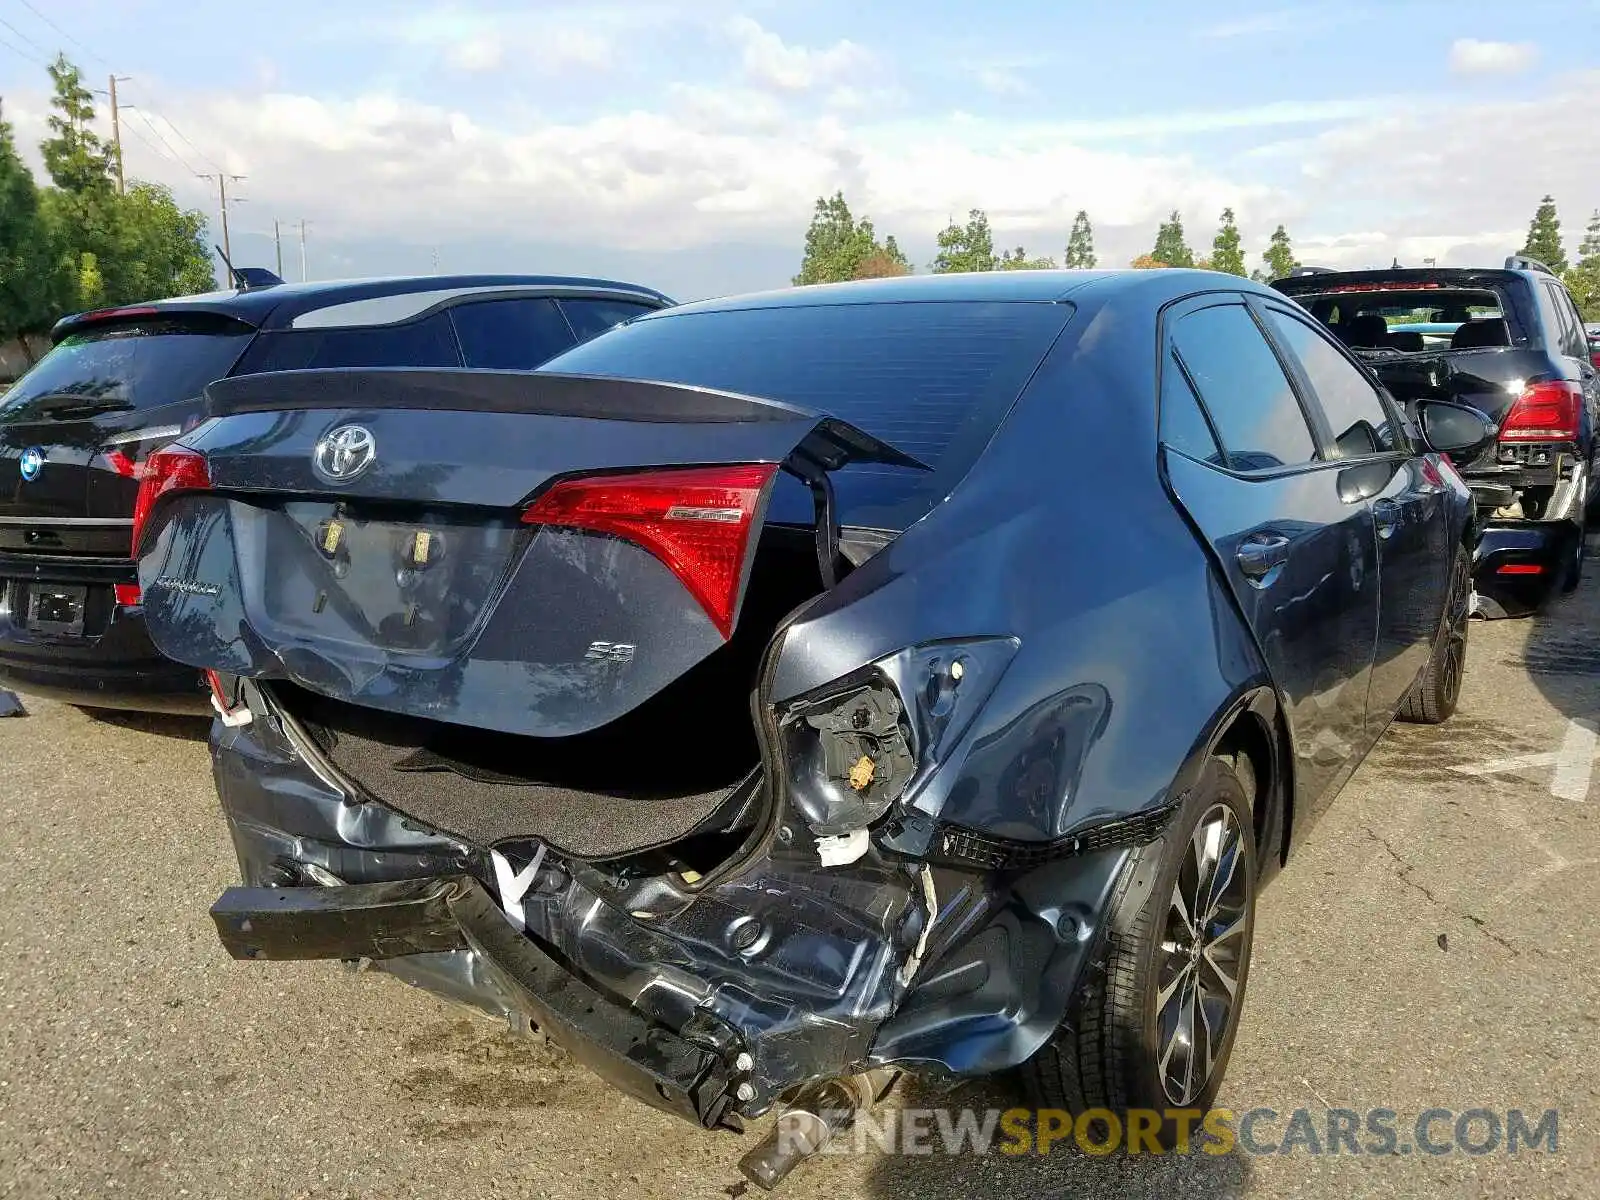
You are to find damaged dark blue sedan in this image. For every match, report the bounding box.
[135,270,1491,1187]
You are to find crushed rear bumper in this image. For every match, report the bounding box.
[207,683,1135,1126]
[212,877,746,1129]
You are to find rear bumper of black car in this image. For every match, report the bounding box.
[1471,521,1578,617]
[206,682,1136,1124]
[0,558,207,711]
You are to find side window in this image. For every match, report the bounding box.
[1159,354,1224,465]
[450,298,576,370]
[1532,280,1569,354]
[1172,303,1317,472]
[1547,283,1587,360]
[233,312,461,373]
[559,298,658,344]
[1262,307,1397,458]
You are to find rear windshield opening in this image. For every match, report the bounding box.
[0,314,254,423]
[267,525,827,864]
[1293,288,1509,355]
[540,300,1075,530]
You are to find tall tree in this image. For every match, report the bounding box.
[0,100,67,340]
[1520,195,1567,273]
[1210,207,1246,276]
[115,181,216,298]
[1566,209,1600,321]
[997,245,1056,270]
[1260,224,1298,280]
[41,54,114,195]
[1150,210,1194,268]
[931,209,998,273]
[1064,210,1096,268]
[793,192,907,284]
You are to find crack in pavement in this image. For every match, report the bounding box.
[1358,825,1547,959]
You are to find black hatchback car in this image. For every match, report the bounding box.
[138,270,1491,1185]
[0,274,671,712]
[1275,257,1600,615]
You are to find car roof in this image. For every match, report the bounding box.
[642,268,1277,318]
[52,274,674,340]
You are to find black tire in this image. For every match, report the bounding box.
[1021,757,1257,1141]
[1397,545,1470,724]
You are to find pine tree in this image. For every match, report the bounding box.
[1565,209,1600,321]
[1064,210,1096,269]
[793,192,907,284]
[40,54,114,194]
[1261,224,1298,280]
[1150,210,1194,268]
[1520,195,1567,273]
[931,209,998,273]
[1210,207,1246,276]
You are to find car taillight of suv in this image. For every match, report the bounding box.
[1498,380,1582,442]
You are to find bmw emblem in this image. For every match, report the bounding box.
[18,446,43,482]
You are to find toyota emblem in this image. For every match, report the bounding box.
[313,424,377,482]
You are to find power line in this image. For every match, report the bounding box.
[11,0,108,66]
[0,28,42,66]
[130,107,199,175]
[119,82,222,172]
[0,12,44,55]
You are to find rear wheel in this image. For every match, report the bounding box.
[1397,545,1470,724]
[1022,757,1256,1137]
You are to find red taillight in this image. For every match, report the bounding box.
[1499,380,1581,443]
[1497,563,1546,576]
[130,446,212,555]
[113,583,142,606]
[521,463,779,639]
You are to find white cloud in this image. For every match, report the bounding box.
[8,10,1591,294]
[726,17,873,92]
[1449,38,1538,76]
[445,36,504,73]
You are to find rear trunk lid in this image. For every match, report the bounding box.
[137,368,923,740]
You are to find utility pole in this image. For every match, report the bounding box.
[299,218,308,282]
[273,219,284,277]
[198,172,247,277]
[99,75,132,194]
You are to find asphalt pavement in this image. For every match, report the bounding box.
[2,555,1597,1199]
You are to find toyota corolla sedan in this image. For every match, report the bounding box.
[134,270,1490,1187]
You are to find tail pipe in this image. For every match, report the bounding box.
[737,1070,898,1191]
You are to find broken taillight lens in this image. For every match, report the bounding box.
[1499,380,1581,443]
[521,463,778,638]
[131,446,212,556]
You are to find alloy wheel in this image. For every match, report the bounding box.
[1155,803,1251,1106]
[1441,555,1471,707]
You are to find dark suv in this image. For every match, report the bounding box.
[0,274,672,712]
[1275,257,1599,615]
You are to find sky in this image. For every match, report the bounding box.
[0,0,1597,300]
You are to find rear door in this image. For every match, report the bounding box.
[1158,296,1380,822]
[1255,299,1450,730]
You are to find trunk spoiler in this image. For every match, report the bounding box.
[205,369,927,472]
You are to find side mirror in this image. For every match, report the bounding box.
[1416,400,1497,457]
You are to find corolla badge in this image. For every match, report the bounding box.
[313,424,376,482]
[18,446,43,482]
